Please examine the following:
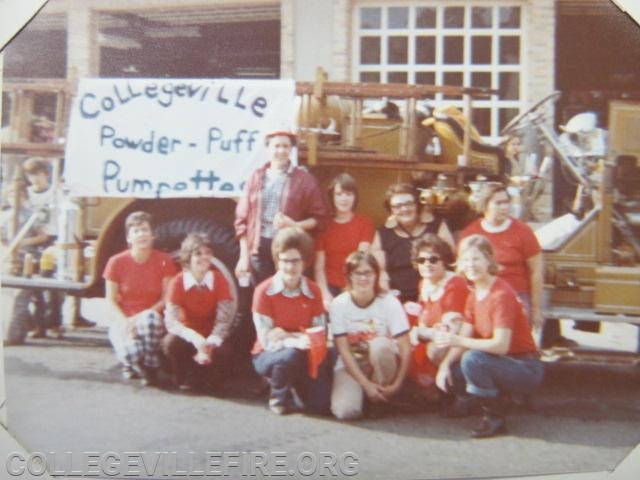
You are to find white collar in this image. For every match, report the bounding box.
[421,271,455,301]
[183,270,214,291]
[267,271,315,298]
[480,217,512,233]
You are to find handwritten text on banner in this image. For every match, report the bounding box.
[64,78,296,198]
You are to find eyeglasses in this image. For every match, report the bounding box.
[351,270,375,279]
[414,255,442,265]
[390,200,415,210]
[278,257,303,265]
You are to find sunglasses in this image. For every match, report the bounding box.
[414,255,442,265]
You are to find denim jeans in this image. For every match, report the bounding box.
[253,347,333,414]
[250,236,275,286]
[450,350,544,398]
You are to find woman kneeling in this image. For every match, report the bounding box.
[435,234,544,438]
[330,252,411,420]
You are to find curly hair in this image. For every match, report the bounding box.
[411,233,455,270]
[271,227,315,266]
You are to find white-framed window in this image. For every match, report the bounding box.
[354,2,525,139]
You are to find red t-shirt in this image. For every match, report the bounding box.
[460,218,541,294]
[252,276,325,353]
[315,213,375,288]
[103,249,177,317]
[419,275,469,327]
[167,270,232,337]
[464,278,537,355]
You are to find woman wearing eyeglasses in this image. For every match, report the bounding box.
[408,234,469,398]
[372,182,454,302]
[329,251,411,420]
[251,227,331,415]
[314,173,376,309]
[434,234,543,438]
[459,184,543,330]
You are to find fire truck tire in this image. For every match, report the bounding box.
[152,217,239,273]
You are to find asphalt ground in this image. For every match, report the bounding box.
[1,294,640,480]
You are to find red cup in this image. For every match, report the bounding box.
[305,326,327,379]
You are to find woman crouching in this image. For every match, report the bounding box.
[330,252,411,420]
[251,227,331,415]
[435,234,544,438]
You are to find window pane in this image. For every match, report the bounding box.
[499,7,520,28]
[499,108,519,132]
[471,72,491,89]
[443,36,463,64]
[388,36,408,64]
[416,36,436,64]
[472,108,491,136]
[499,72,519,100]
[471,36,491,64]
[361,7,381,29]
[388,72,408,84]
[388,7,408,29]
[443,71,463,99]
[472,7,492,28]
[361,37,381,64]
[416,7,436,28]
[444,6,464,28]
[499,36,520,64]
[416,71,435,85]
[360,71,380,83]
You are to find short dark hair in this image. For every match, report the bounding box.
[271,227,314,266]
[479,183,509,214]
[412,233,455,270]
[383,182,417,212]
[344,251,382,297]
[327,172,359,211]
[124,211,153,236]
[179,232,214,268]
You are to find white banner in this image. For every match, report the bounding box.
[64,78,296,198]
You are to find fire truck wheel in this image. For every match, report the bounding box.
[153,217,239,273]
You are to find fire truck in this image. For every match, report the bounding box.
[2,69,639,362]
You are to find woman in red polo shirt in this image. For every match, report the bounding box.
[162,233,234,392]
[252,227,331,415]
[314,173,375,308]
[435,234,544,438]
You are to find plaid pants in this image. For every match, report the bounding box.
[109,309,165,369]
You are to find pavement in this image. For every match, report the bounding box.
[1,293,640,480]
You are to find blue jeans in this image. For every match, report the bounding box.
[253,347,333,414]
[250,236,275,286]
[451,350,544,398]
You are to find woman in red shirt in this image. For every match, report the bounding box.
[314,173,375,308]
[162,233,235,392]
[435,234,544,438]
[252,227,331,415]
[408,234,469,397]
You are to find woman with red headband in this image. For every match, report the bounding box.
[235,130,327,286]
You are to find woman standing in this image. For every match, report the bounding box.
[234,130,327,285]
[103,211,177,386]
[314,173,375,308]
[408,234,469,394]
[372,182,454,302]
[251,227,331,415]
[330,252,411,420]
[459,184,543,328]
[435,234,544,438]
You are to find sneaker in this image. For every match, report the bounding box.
[122,365,140,380]
[28,327,47,339]
[48,326,64,339]
[139,367,158,387]
[71,316,96,329]
[268,398,288,415]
